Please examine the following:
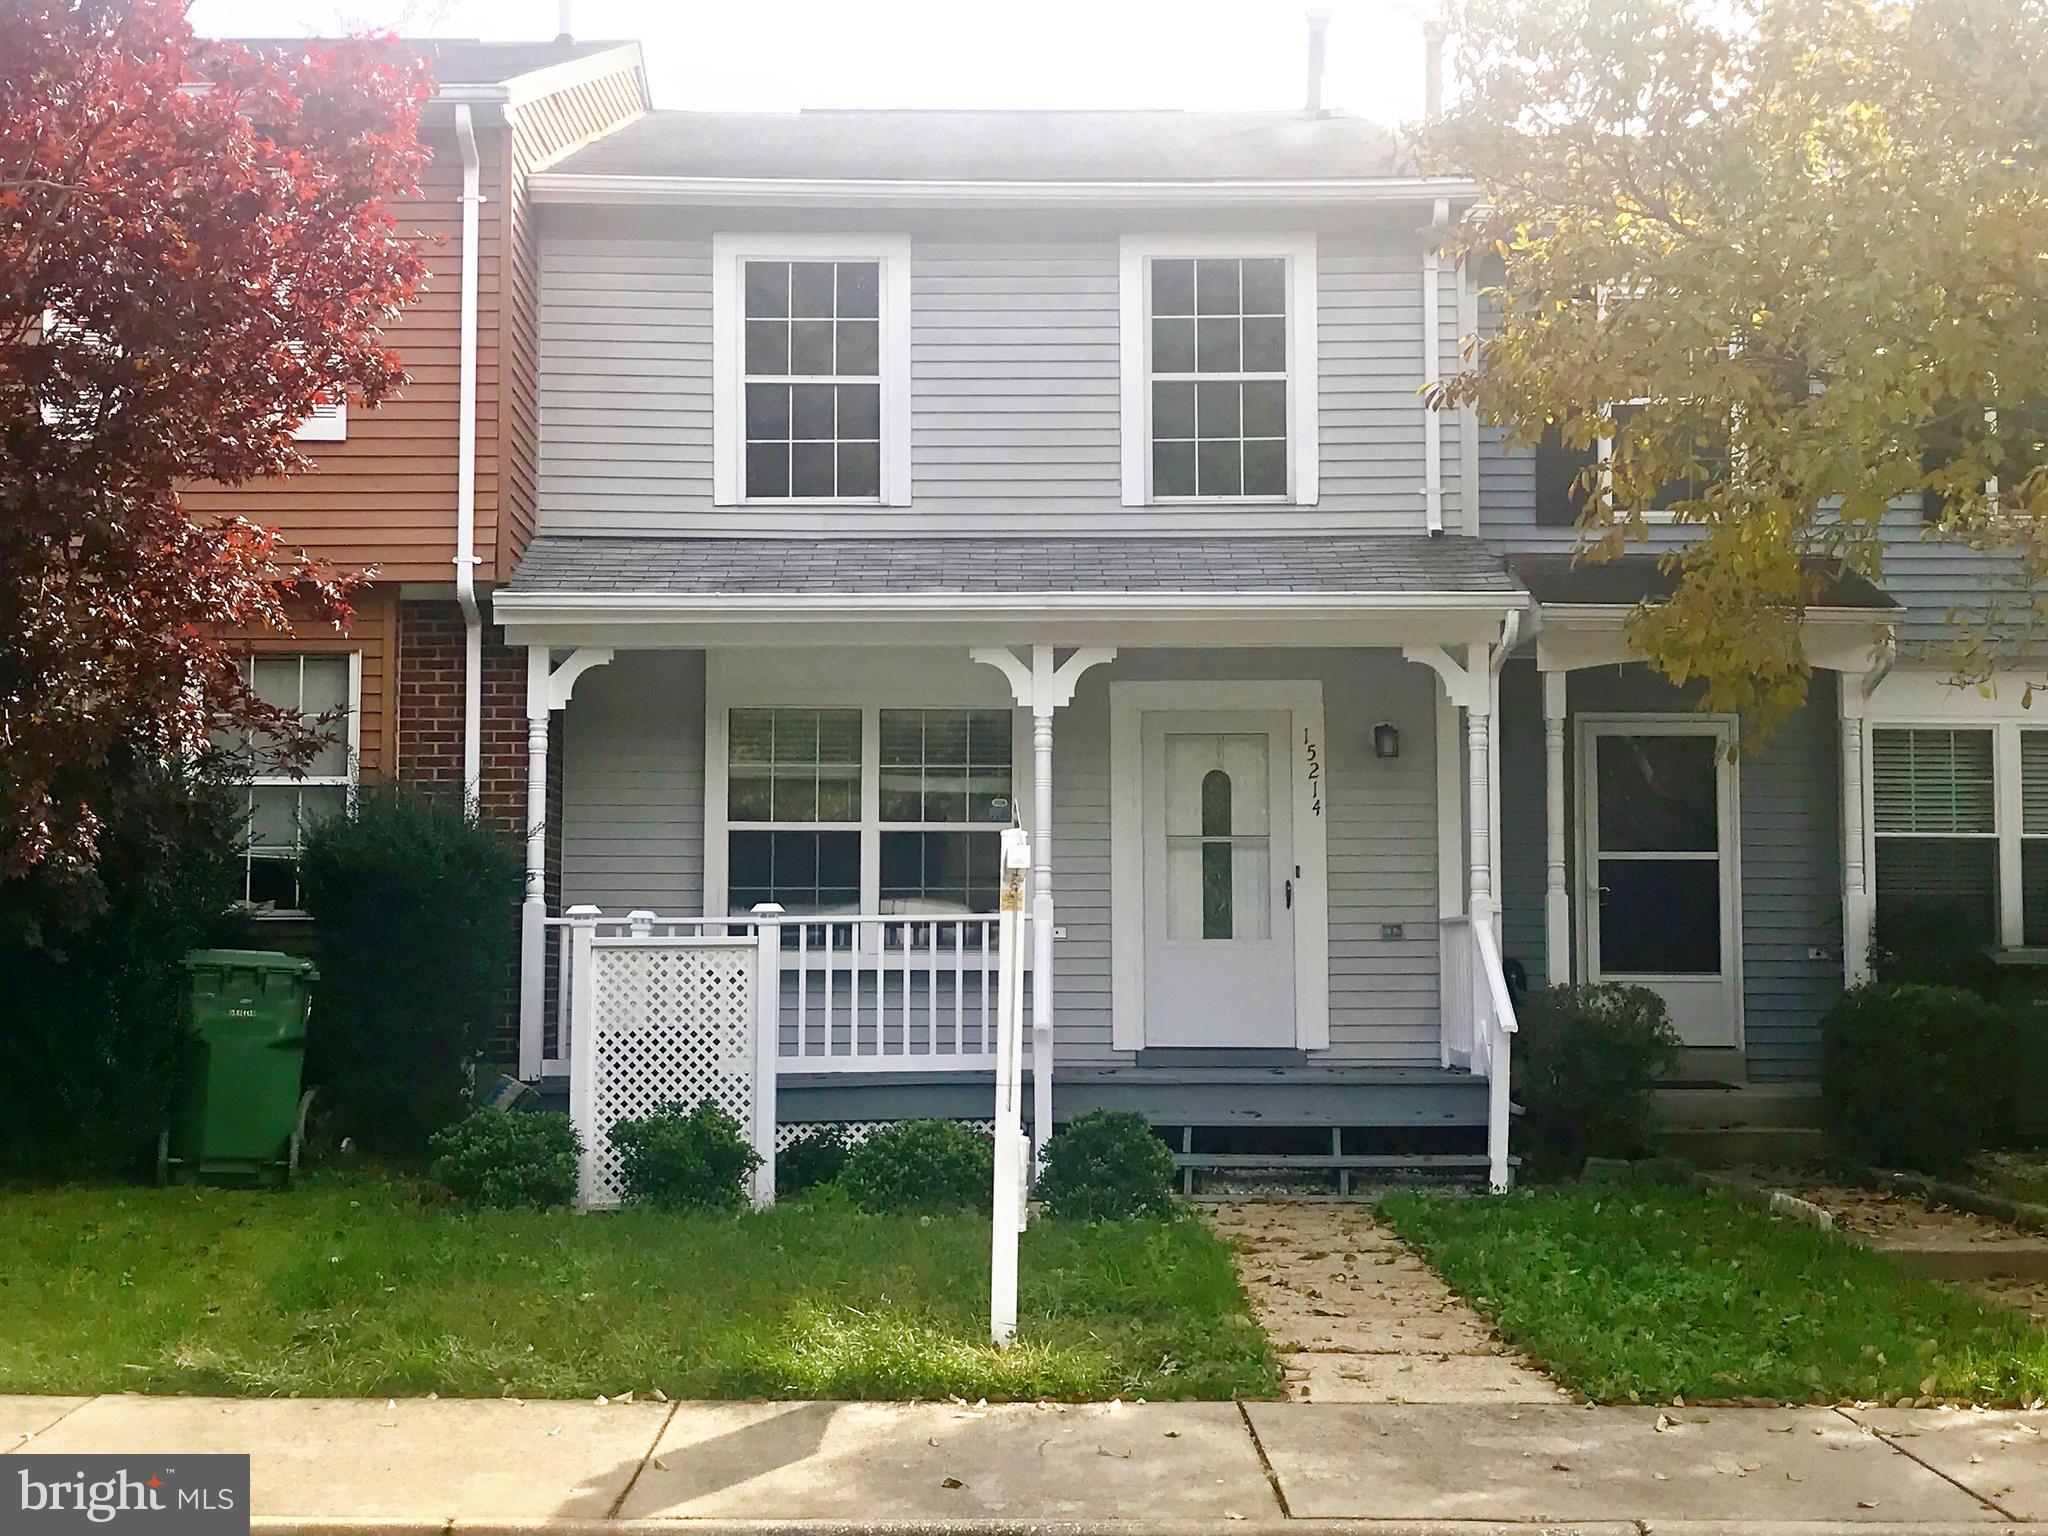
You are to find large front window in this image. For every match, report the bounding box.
[726,706,1016,924]
[1872,727,1999,944]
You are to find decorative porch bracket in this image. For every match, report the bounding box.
[1402,641,1495,932]
[969,643,1117,1165]
[519,645,615,1080]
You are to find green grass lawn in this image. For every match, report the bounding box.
[0,1174,1276,1402]
[1381,1185,2048,1406]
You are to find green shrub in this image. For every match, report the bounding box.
[0,748,245,1177]
[839,1119,993,1212]
[609,1100,761,1210]
[1038,1110,1178,1220]
[1514,983,1682,1173]
[428,1109,580,1209]
[1871,900,1998,996]
[1821,981,2015,1171]
[777,1124,852,1198]
[298,786,521,1155]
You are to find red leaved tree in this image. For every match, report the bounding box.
[0,0,430,880]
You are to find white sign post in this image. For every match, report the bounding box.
[990,826,1031,1348]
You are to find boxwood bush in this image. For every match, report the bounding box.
[776,1124,852,1198]
[299,787,521,1154]
[1038,1109,1178,1220]
[429,1109,580,1209]
[839,1119,993,1211]
[1514,982,1681,1173]
[609,1100,761,1210]
[1821,981,2015,1170]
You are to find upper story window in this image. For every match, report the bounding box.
[1118,235,1319,507]
[712,234,911,507]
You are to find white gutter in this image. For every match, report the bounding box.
[492,589,1528,620]
[1422,197,1451,535]
[454,104,485,812]
[526,171,1479,209]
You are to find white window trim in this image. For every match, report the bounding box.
[702,653,1029,942]
[711,231,912,508]
[242,651,362,917]
[1107,679,1330,1053]
[1118,232,1319,508]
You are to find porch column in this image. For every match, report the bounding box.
[970,643,1116,1165]
[518,645,615,1081]
[1542,669,1570,985]
[519,648,552,1080]
[1839,677,1873,985]
[1465,641,1494,931]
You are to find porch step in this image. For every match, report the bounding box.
[1175,1151,1502,1198]
[1652,1083,1825,1131]
[1652,1125,1832,1168]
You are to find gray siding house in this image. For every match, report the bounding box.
[492,104,2015,1183]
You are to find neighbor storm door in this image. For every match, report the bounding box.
[1576,717,1742,1049]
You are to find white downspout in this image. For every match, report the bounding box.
[454,104,485,813]
[1422,197,1451,535]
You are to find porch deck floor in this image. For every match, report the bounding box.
[1205,1201,1567,1404]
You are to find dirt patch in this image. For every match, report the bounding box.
[1203,1200,1568,1405]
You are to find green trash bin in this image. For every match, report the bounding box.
[1989,949,2048,1141]
[163,949,319,1187]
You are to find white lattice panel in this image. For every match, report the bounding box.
[582,940,758,1209]
[775,1119,997,1152]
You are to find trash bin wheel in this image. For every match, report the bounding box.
[286,1087,316,1184]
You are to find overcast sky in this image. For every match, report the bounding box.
[182,0,1434,123]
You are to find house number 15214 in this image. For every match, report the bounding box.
[1302,728,1322,817]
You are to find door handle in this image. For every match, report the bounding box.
[1285,879,1294,910]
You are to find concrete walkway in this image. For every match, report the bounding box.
[8,1394,2043,1531]
[1204,1200,1567,1403]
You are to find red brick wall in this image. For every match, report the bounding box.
[394,598,529,835]
[395,597,551,1065]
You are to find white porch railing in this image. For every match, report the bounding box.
[1440,915,1519,1192]
[539,908,1007,1080]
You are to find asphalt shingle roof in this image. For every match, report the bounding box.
[548,109,1409,184]
[507,534,1522,599]
[211,37,631,89]
[1510,554,1896,611]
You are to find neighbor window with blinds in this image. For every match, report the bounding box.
[726,706,1016,926]
[1872,729,1998,943]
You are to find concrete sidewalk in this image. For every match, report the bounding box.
[6,1394,2044,1533]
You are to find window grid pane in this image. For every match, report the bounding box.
[728,708,861,826]
[239,655,354,910]
[877,708,1014,826]
[743,258,883,501]
[1149,255,1287,499]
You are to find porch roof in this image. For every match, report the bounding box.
[496,534,1526,650]
[1511,553,1897,612]
[507,533,1522,598]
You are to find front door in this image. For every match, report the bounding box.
[1579,720,1741,1048]
[1141,711,1296,1046]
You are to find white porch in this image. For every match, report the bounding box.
[494,535,1528,1189]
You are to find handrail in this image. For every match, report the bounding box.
[1472,918,1519,1035]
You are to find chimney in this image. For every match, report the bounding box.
[557,0,574,42]
[1424,22,1444,118]
[1305,9,1331,116]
